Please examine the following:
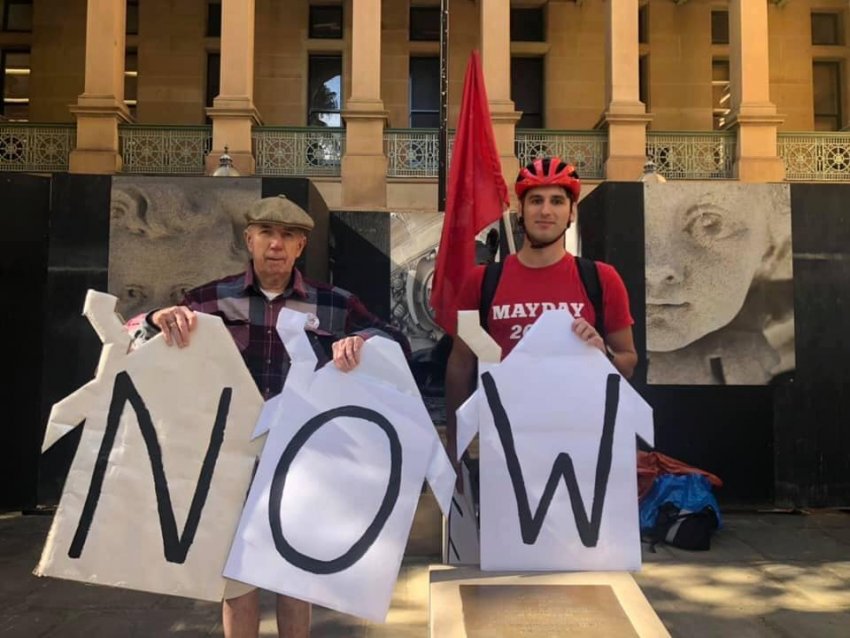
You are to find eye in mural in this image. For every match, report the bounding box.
[108,177,260,319]
[644,183,795,385]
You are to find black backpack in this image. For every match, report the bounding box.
[478,255,605,339]
[645,503,719,552]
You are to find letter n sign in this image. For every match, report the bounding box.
[70,371,232,564]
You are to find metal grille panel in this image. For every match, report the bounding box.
[779,133,850,181]
[646,132,736,180]
[120,125,212,174]
[254,127,344,176]
[384,129,455,178]
[0,124,75,172]
[515,130,607,179]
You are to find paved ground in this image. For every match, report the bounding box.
[2,510,849,637]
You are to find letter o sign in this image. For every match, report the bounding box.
[268,405,402,574]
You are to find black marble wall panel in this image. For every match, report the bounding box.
[0,173,50,508]
[580,183,774,505]
[774,184,850,506]
[579,182,647,382]
[262,178,329,283]
[38,173,112,504]
[329,211,391,321]
[642,386,775,506]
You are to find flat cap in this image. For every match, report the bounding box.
[244,195,315,231]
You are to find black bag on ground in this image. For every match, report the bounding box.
[650,502,719,551]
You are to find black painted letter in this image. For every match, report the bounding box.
[268,405,402,574]
[481,372,620,547]
[69,371,232,563]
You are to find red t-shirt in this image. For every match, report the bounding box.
[456,254,634,357]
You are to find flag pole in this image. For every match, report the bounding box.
[502,207,516,254]
[438,0,449,212]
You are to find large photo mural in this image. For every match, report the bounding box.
[107,179,794,388]
[108,176,261,320]
[644,182,794,385]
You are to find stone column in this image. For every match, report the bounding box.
[341,0,388,208]
[205,0,260,175]
[479,0,519,202]
[727,0,784,182]
[603,0,651,180]
[68,0,129,174]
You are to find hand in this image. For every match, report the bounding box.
[151,306,197,348]
[332,335,365,372]
[572,317,605,354]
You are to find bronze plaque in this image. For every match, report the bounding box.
[458,584,640,637]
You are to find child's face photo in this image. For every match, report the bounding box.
[644,183,788,352]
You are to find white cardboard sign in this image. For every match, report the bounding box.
[36,291,264,602]
[224,309,454,622]
[456,309,654,571]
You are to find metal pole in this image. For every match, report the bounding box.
[438,0,449,212]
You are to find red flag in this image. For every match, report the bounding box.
[430,50,509,336]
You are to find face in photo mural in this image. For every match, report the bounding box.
[109,177,260,319]
[644,183,794,385]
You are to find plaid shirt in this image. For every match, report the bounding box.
[131,264,410,400]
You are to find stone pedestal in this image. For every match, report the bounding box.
[68,101,130,173]
[604,107,653,181]
[205,101,261,176]
[729,112,786,182]
[342,103,389,208]
[430,568,670,637]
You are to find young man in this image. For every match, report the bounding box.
[444,157,637,465]
[130,194,410,638]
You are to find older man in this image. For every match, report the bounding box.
[130,194,410,638]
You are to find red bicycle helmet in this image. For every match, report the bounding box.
[515,157,581,202]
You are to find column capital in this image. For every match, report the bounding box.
[604,100,650,120]
[342,98,389,122]
[205,103,262,126]
[489,99,521,118]
[69,99,132,123]
[725,112,784,128]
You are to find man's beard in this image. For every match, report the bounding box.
[521,218,570,250]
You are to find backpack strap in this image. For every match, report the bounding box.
[575,256,606,341]
[479,260,504,333]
